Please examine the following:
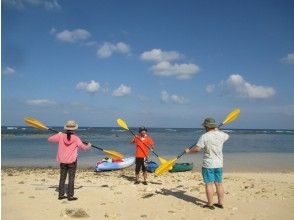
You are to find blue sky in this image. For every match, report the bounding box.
[2,0,294,129]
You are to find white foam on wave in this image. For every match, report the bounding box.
[7,127,18,130]
[222,129,234,133]
[275,130,294,134]
[165,128,177,132]
[111,129,125,132]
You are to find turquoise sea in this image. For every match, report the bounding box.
[2,126,294,171]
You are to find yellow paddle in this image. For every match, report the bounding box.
[155,108,241,176]
[24,117,124,159]
[117,118,167,164]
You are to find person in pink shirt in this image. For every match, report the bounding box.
[48,120,91,201]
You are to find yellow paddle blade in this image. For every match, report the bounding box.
[117,118,129,130]
[222,108,240,125]
[155,158,177,176]
[158,157,167,164]
[103,150,124,160]
[24,117,49,130]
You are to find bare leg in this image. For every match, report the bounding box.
[215,182,224,205]
[205,183,214,206]
[143,171,147,182]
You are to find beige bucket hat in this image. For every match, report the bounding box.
[64,120,78,131]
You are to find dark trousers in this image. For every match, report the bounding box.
[135,157,147,174]
[59,160,77,198]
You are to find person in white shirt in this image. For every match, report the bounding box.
[186,118,229,210]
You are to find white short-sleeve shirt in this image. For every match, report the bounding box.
[196,130,229,168]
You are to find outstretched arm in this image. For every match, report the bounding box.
[185,146,202,154]
[48,132,62,143]
[130,136,137,144]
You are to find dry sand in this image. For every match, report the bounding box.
[1,167,294,220]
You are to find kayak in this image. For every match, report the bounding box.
[146,161,193,173]
[146,161,159,173]
[169,163,193,172]
[95,157,135,172]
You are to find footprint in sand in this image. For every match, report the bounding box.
[104,212,118,219]
[61,208,89,218]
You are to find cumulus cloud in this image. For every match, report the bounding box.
[3,0,61,10]
[2,66,15,75]
[26,99,57,107]
[160,91,189,104]
[141,48,199,80]
[76,80,100,93]
[152,61,200,80]
[223,74,276,99]
[54,29,91,43]
[97,42,130,58]
[112,84,131,97]
[280,53,294,64]
[140,49,182,62]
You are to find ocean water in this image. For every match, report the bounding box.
[2,126,294,171]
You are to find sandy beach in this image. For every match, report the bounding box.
[1,167,294,220]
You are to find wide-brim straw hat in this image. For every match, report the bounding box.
[202,117,217,128]
[64,120,78,131]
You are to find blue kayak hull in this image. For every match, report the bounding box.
[96,157,135,171]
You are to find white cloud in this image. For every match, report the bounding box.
[2,66,15,75]
[44,0,60,10]
[141,48,200,80]
[76,80,100,93]
[3,0,61,10]
[206,85,215,93]
[160,91,189,104]
[97,42,130,58]
[54,29,91,43]
[140,49,182,62]
[280,53,294,64]
[112,84,131,97]
[223,74,275,99]
[151,61,200,80]
[26,99,57,107]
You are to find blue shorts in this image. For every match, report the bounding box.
[202,167,223,184]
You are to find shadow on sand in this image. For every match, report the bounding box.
[119,174,162,185]
[156,188,206,206]
[48,185,83,192]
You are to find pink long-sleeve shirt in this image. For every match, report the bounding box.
[48,132,89,164]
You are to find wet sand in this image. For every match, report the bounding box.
[2,167,294,220]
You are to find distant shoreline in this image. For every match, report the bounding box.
[1,152,294,172]
[2,152,294,172]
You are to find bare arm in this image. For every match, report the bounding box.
[185,146,202,154]
[130,136,136,144]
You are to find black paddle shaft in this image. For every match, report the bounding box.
[177,141,197,158]
[177,122,223,159]
[47,128,103,151]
